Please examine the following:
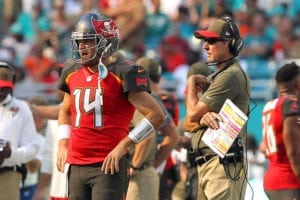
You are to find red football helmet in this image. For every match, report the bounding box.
[71,11,119,63]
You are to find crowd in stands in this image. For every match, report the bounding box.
[0,0,299,101]
[0,0,299,199]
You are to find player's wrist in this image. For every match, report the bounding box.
[130,164,141,171]
[58,124,71,140]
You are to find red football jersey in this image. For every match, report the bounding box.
[262,96,300,190]
[58,60,151,164]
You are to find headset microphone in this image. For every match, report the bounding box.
[205,56,235,66]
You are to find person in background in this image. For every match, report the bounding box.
[246,134,267,180]
[20,96,49,200]
[126,57,180,200]
[32,118,69,200]
[31,68,68,200]
[30,104,60,120]
[101,0,146,55]
[183,17,250,200]
[9,1,51,44]
[172,61,214,200]
[0,61,39,200]
[240,10,273,61]
[261,62,300,200]
[29,60,73,121]
[136,57,181,200]
[144,0,170,52]
[56,11,167,200]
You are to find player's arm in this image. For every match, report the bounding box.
[129,91,165,128]
[283,113,300,178]
[101,91,165,174]
[56,93,71,172]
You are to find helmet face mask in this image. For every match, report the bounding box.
[71,35,106,64]
[71,11,119,64]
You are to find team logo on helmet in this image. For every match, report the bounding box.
[92,18,119,39]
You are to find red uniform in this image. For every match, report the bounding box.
[262,95,300,190]
[58,60,151,165]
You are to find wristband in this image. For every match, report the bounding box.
[57,124,71,140]
[130,164,141,171]
[128,118,154,143]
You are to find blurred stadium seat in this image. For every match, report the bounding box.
[244,59,279,101]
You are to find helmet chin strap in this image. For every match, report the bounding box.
[97,55,108,81]
[95,43,114,109]
[97,43,112,81]
[96,48,110,108]
[0,94,12,106]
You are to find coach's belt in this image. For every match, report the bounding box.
[0,166,15,174]
[195,154,216,166]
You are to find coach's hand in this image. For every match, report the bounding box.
[0,142,11,165]
[200,112,223,130]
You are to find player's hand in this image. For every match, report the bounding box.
[101,137,132,174]
[101,146,124,175]
[57,139,68,172]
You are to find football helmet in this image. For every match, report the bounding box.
[71,11,119,63]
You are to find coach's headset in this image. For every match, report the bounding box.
[222,17,244,56]
[206,17,244,66]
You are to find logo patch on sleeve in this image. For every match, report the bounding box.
[135,77,148,86]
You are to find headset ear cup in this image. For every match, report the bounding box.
[228,38,244,56]
[228,39,235,55]
[234,38,244,56]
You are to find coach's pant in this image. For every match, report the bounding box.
[0,170,22,200]
[127,166,159,200]
[197,156,246,200]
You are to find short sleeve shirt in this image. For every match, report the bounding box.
[192,59,250,150]
[57,59,151,164]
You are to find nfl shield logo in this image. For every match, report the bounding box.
[86,76,92,82]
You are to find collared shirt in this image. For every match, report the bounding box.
[192,59,250,150]
[0,97,39,167]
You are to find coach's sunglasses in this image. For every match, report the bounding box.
[204,39,228,45]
